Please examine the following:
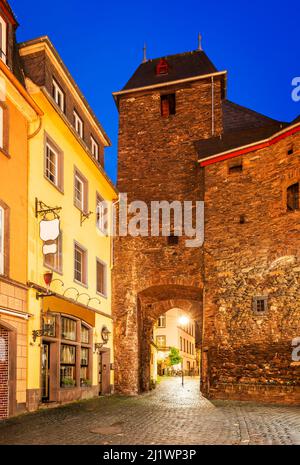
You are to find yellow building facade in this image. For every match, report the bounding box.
[18,37,117,410]
[154,308,198,375]
[0,0,42,419]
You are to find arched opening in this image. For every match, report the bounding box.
[137,285,203,393]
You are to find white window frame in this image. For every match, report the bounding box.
[74,111,83,139]
[96,259,107,297]
[0,206,4,275]
[74,243,87,285]
[45,142,58,186]
[96,195,108,233]
[52,79,65,112]
[91,136,99,161]
[0,16,7,64]
[157,315,166,328]
[74,173,84,211]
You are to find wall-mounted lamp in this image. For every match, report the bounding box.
[94,325,111,352]
[32,313,55,342]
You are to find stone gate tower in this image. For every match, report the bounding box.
[112,49,226,395]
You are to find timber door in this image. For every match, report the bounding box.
[41,343,50,402]
[99,349,110,395]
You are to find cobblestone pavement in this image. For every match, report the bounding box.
[0,377,299,445]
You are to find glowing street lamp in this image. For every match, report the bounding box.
[178,315,189,326]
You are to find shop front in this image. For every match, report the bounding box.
[29,293,113,407]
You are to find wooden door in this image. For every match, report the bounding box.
[99,349,110,395]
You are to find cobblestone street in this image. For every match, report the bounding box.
[0,377,299,445]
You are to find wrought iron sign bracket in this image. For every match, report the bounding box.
[35,197,62,219]
[32,330,44,343]
[80,211,93,226]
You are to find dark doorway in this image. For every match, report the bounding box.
[41,343,50,402]
[99,349,110,395]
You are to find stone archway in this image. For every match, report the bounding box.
[113,283,203,396]
[137,285,203,393]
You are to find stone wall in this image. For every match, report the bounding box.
[113,77,223,394]
[203,132,300,403]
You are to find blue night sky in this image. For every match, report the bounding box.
[11,0,300,184]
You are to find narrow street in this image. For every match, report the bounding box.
[0,377,299,445]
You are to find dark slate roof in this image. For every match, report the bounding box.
[292,114,300,124]
[122,50,218,91]
[196,100,288,160]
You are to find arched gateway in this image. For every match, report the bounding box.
[113,281,204,395]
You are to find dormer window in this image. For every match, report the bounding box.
[52,79,65,112]
[0,16,7,64]
[156,58,169,75]
[74,111,83,139]
[91,136,99,162]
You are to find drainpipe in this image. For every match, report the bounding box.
[211,76,215,136]
[110,194,120,269]
[28,114,42,140]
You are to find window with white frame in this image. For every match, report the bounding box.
[96,194,108,233]
[156,335,166,348]
[0,206,4,275]
[74,170,87,212]
[52,79,65,112]
[96,259,107,296]
[74,111,83,139]
[44,138,63,190]
[91,136,99,161]
[0,106,3,149]
[0,16,7,64]
[74,243,87,285]
[45,142,58,185]
[157,315,166,328]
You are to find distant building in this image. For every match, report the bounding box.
[154,309,198,375]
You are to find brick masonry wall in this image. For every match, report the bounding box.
[113,77,223,394]
[0,327,8,419]
[204,132,300,403]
